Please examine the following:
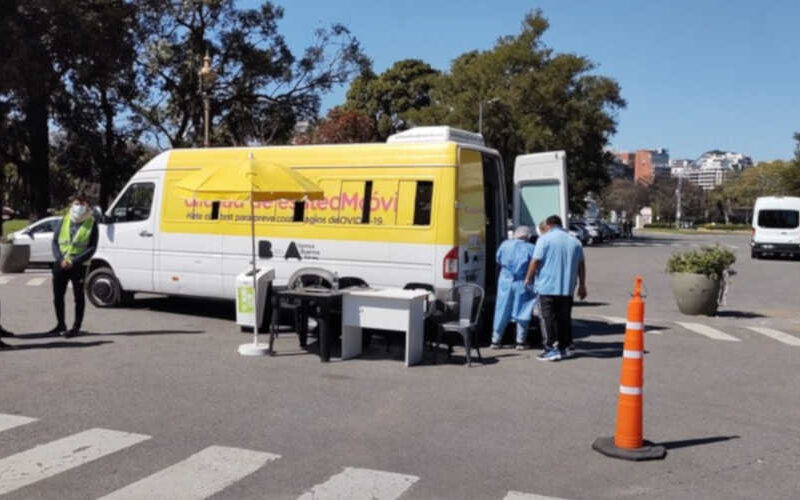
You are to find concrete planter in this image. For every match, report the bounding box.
[669,272,720,316]
[0,243,30,273]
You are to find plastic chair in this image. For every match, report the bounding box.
[435,283,485,366]
[272,267,337,347]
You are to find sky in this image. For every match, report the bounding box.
[244,0,800,162]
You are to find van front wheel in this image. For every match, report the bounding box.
[86,267,122,308]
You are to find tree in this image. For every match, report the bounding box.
[402,10,626,209]
[0,0,82,217]
[132,0,370,148]
[345,59,440,140]
[293,107,376,144]
[598,179,649,220]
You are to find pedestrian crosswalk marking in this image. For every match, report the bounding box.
[504,491,568,500]
[0,414,37,433]
[0,276,13,285]
[99,445,279,500]
[25,277,46,286]
[675,322,741,342]
[0,428,151,495]
[297,467,419,500]
[746,327,800,347]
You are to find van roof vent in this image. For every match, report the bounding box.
[386,126,485,147]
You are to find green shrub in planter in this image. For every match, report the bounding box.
[666,245,736,279]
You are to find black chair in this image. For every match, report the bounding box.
[338,276,369,290]
[271,268,336,347]
[434,283,485,366]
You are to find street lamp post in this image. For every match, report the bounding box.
[198,51,217,148]
[675,170,683,228]
[478,97,500,136]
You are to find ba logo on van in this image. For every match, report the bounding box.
[285,241,302,260]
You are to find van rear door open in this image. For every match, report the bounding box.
[513,151,569,231]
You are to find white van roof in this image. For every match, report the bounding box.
[387,126,485,147]
[754,196,800,209]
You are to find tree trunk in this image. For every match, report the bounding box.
[100,87,114,210]
[24,94,50,219]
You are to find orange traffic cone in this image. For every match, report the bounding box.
[593,276,666,461]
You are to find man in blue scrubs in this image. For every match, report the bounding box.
[491,226,537,350]
[524,215,587,361]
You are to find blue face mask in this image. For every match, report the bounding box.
[70,203,89,222]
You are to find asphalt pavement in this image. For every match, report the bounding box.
[1,231,799,499]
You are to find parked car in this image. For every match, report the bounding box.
[606,222,622,239]
[8,216,62,264]
[568,223,589,245]
[581,220,604,244]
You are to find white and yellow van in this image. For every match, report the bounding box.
[86,127,567,311]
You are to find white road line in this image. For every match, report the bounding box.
[0,428,150,495]
[504,491,567,500]
[675,322,741,342]
[25,277,46,286]
[297,467,419,500]
[746,327,800,347]
[0,276,13,285]
[99,445,279,500]
[0,414,37,433]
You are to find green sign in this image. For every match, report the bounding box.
[237,286,254,313]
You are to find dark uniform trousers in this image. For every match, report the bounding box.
[52,265,88,330]
[539,295,574,350]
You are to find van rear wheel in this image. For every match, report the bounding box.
[86,267,122,307]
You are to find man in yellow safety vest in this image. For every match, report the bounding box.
[49,193,99,337]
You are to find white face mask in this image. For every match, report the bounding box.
[70,203,89,222]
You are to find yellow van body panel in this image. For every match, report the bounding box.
[160,143,459,245]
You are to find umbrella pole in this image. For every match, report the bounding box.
[250,197,259,347]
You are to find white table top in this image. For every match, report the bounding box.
[342,287,429,300]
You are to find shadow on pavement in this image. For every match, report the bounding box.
[658,435,740,450]
[127,296,234,321]
[570,339,624,359]
[573,301,610,308]
[714,311,766,319]
[2,340,114,350]
[89,330,205,337]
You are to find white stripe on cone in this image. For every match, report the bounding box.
[619,385,642,396]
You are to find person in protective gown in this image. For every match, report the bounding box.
[491,225,537,350]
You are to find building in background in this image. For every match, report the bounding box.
[671,150,753,190]
[612,149,669,184]
[606,157,634,180]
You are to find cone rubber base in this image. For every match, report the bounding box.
[238,343,272,356]
[592,437,666,461]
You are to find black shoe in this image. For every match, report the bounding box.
[0,327,14,338]
[48,325,67,337]
[63,328,80,338]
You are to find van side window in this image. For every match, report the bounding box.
[413,181,433,226]
[111,182,155,223]
[361,181,373,224]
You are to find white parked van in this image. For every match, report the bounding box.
[751,196,800,259]
[86,127,568,314]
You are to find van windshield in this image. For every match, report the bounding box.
[758,209,799,229]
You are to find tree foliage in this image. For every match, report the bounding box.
[132,0,369,148]
[397,10,626,209]
[293,107,376,144]
[344,59,440,140]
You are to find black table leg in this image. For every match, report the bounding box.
[318,306,330,362]
[298,307,308,348]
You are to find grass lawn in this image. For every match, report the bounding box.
[639,227,749,235]
[2,219,29,235]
